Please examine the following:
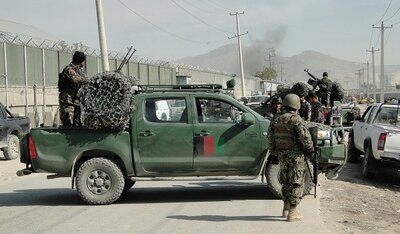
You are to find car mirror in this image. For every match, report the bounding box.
[239,113,255,125]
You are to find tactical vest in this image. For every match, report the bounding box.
[58,66,79,96]
[273,117,301,151]
[299,102,308,119]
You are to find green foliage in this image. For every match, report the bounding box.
[254,68,278,80]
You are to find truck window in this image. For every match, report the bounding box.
[196,98,240,123]
[145,98,187,123]
[375,107,399,125]
[361,106,372,122]
[366,106,378,124]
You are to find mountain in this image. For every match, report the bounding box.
[176,45,400,88]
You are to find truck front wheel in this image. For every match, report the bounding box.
[2,134,20,160]
[266,160,313,198]
[76,158,125,205]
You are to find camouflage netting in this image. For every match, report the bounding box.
[79,71,137,131]
[330,81,345,103]
[291,82,310,97]
[276,83,291,95]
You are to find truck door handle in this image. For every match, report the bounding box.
[195,130,209,136]
[139,130,154,137]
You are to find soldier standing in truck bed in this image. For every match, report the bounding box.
[318,72,332,108]
[58,51,86,127]
[267,94,314,222]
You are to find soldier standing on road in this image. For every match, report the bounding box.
[267,94,314,222]
[58,51,86,127]
[309,92,324,123]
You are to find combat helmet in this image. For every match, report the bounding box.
[283,94,301,110]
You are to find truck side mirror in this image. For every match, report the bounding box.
[240,113,255,125]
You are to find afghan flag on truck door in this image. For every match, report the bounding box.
[194,136,225,156]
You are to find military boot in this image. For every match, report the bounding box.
[282,202,290,218]
[287,205,303,222]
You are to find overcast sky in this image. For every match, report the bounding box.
[1,0,400,64]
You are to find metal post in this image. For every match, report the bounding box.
[23,45,28,116]
[236,13,245,97]
[95,0,109,71]
[380,22,384,103]
[3,43,8,108]
[229,12,248,97]
[366,61,370,98]
[41,48,46,123]
[373,22,393,102]
[367,47,379,102]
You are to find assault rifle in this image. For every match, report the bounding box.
[116,46,137,73]
[304,69,321,90]
[305,126,319,198]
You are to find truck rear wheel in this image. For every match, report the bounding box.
[265,160,313,198]
[2,134,20,160]
[76,157,125,205]
[347,132,361,163]
[362,145,376,179]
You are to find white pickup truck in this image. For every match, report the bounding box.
[348,103,400,178]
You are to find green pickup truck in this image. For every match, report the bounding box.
[18,86,346,204]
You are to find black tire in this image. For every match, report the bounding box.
[2,134,20,160]
[75,157,125,205]
[347,132,361,163]
[265,160,313,198]
[123,179,136,192]
[362,145,376,179]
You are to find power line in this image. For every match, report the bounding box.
[384,27,392,46]
[199,0,231,13]
[180,0,223,15]
[207,0,236,12]
[117,0,220,44]
[373,32,381,48]
[170,0,232,34]
[384,6,400,21]
[374,0,392,25]
[365,28,374,61]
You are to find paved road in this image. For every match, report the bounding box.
[0,174,330,234]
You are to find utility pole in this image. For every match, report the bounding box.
[355,70,362,100]
[229,11,248,97]
[373,22,393,102]
[366,47,379,101]
[280,62,283,82]
[95,0,110,71]
[361,68,365,97]
[366,61,370,98]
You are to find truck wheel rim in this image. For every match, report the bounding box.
[87,170,112,195]
[10,139,19,155]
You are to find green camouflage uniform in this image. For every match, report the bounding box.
[267,109,314,205]
[58,63,86,127]
[311,101,324,123]
[299,100,312,121]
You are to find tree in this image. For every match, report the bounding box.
[254,68,278,80]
